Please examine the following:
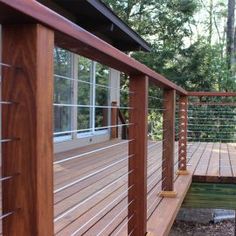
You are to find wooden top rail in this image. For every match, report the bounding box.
[188,92,236,97]
[189,102,236,106]
[0,0,187,95]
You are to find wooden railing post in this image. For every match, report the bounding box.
[111,101,118,139]
[177,96,189,175]
[2,24,54,236]
[128,75,148,235]
[161,89,177,198]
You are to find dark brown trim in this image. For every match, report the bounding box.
[87,0,151,52]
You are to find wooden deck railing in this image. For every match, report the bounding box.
[0,1,236,236]
[188,92,236,144]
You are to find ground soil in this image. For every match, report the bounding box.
[170,220,235,236]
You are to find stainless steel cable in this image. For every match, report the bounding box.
[54,140,133,165]
[54,170,133,222]
[69,185,134,236]
[54,154,134,194]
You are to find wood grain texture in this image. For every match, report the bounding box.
[2,24,54,236]
[192,142,236,183]
[53,140,164,235]
[128,75,148,235]
[162,89,176,191]
[0,0,187,95]
[178,96,188,171]
[52,140,236,235]
[147,140,205,236]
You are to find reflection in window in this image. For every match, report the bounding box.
[54,49,112,142]
[77,108,91,134]
[54,48,73,142]
[95,63,110,130]
[77,57,92,134]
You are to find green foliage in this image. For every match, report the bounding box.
[164,40,233,91]
[148,111,163,141]
[103,0,236,142]
[54,1,236,142]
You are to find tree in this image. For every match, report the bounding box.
[103,0,236,142]
[226,0,235,71]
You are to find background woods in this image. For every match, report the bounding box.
[103,0,236,142]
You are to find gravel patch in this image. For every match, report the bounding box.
[170,220,235,236]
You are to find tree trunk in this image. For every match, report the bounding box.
[208,0,213,45]
[226,0,235,71]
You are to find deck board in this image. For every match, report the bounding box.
[228,143,236,176]
[220,143,232,177]
[194,142,213,176]
[207,142,220,176]
[147,141,206,236]
[53,140,236,236]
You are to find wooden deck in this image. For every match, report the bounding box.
[53,140,236,236]
[192,142,236,183]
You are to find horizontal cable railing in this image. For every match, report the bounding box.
[54,74,132,94]
[53,73,137,235]
[186,94,236,181]
[147,87,165,220]
[3,1,236,235]
[188,97,236,143]
[54,139,132,164]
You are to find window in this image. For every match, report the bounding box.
[54,48,111,143]
[95,63,110,131]
[54,48,73,142]
[77,56,93,134]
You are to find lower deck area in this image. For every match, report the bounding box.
[54,140,236,235]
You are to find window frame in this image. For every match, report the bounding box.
[54,50,111,145]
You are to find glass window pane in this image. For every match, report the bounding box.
[54,106,72,141]
[95,108,108,130]
[54,48,73,141]
[78,56,92,82]
[77,56,92,134]
[95,63,109,106]
[54,77,73,104]
[78,57,92,106]
[54,48,72,77]
[77,108,92,134]
[95,63,110,130]
[96,63,109,85]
